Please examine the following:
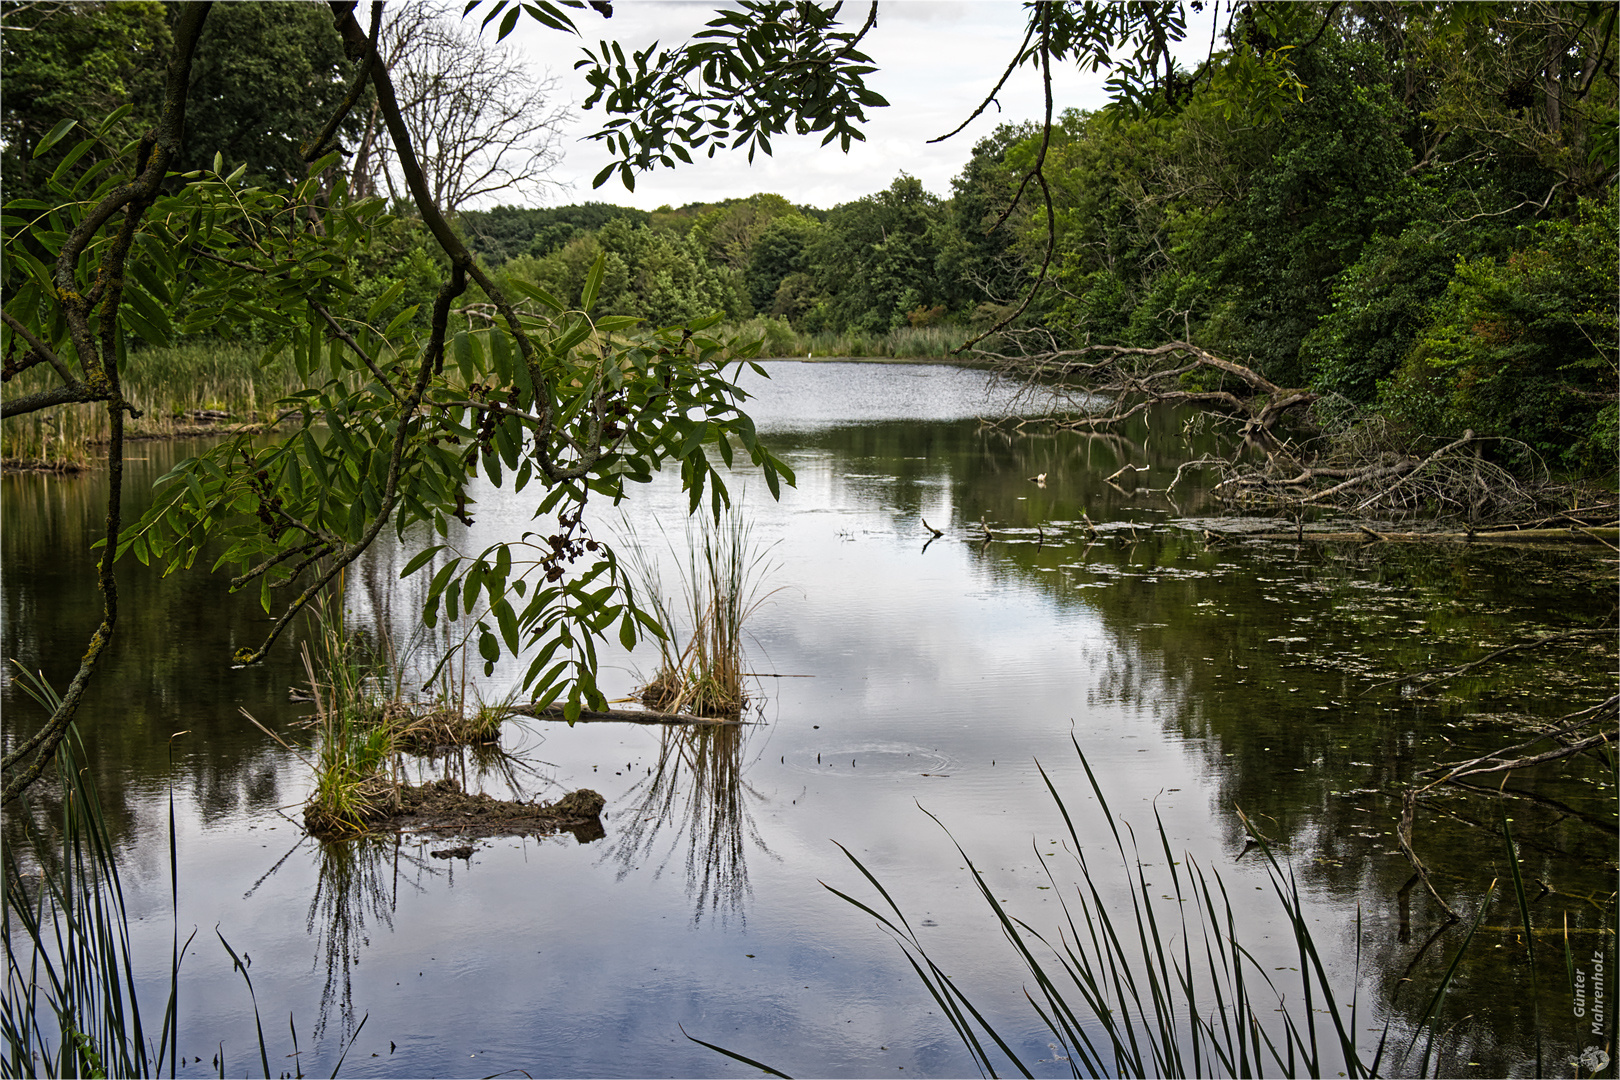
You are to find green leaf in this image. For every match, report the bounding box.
[510,278,566,314]
[95,104,134,137]
[495,599,520,655]
[367,281,405,322]
[490,330,515,383]
[33,118,78,158]
[426,556,461,604]
[581,254,606,311]
[384,305,422,338]
[479,626,502,663]
[401,545,447,578]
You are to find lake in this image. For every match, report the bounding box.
[3,361,1615,1077]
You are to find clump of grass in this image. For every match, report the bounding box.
[298,641,399,839]
[711,318,989,362]
[3,668,365,1078]
[240,596,401,839]
[255,593,528,835]
[625,503,779,719]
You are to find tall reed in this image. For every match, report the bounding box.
[624,503,780,718]
[293,596,400,838]
[697,737,1530,1079]
[714,317,989,362]
[815,740,1506,1079]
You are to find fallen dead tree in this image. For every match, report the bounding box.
[974,339,1596,524]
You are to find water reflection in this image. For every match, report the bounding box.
[606,721,774,926]
[5,364,1613,1077]
[246,832,439,1040]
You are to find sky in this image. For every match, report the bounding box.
[498,1,1219,212]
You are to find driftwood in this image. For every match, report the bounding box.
[1366,629,1612,697]
[531,703,743,726]
[1417,695,1618,783]
[974,338,1605,524]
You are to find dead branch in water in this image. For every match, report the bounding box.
[1417,695,1618,782]
[1364,628,1616,697]
[1396,693,1617,922]
[973,338,1589,523]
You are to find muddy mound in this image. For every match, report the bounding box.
[383,779,606,843]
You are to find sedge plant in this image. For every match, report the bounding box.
[1,668,338,1078]
[624,501,781,719]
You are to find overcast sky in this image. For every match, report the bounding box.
[501,2,1219,211]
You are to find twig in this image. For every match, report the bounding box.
[1363,630,1610,697]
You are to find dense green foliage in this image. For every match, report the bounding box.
[14,3,1603,472]
[0,1,171,206]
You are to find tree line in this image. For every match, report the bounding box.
[465,3,1618,473]
[7,3,1612,474]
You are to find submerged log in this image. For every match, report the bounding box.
[531,703,743,726]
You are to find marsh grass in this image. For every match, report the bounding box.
[1,701,185,1079]
[392,646,520,752]
[624,503,780,719]
[250,594,528,836]
[717,318,990,362]
[0,670,332,1079]
[291,598,402,839]
[1,341,309,467]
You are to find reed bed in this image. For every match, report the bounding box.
[245,593,526,837]
[1,702,184,1079]
[716,318,986,362]
[815,741,1563,1079]
[699,738,1572,1078]
[1,341,306,468]
[3,669,364,1078]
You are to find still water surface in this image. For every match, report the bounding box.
[3,361,1615,1077]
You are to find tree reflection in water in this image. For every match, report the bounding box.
[607,722,775,926]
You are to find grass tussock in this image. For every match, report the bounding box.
[2,698,185,1079]
[626,503,780,719]
[246,595,525,838]
[3,669,364,1078]
[809,740,1572,1080]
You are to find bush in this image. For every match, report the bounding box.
[1381,200,1618,472]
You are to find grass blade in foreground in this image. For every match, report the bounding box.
[823,743,1494,1079]
[1,719,185,1079]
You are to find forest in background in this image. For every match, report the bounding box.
[4,1,1616,474]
